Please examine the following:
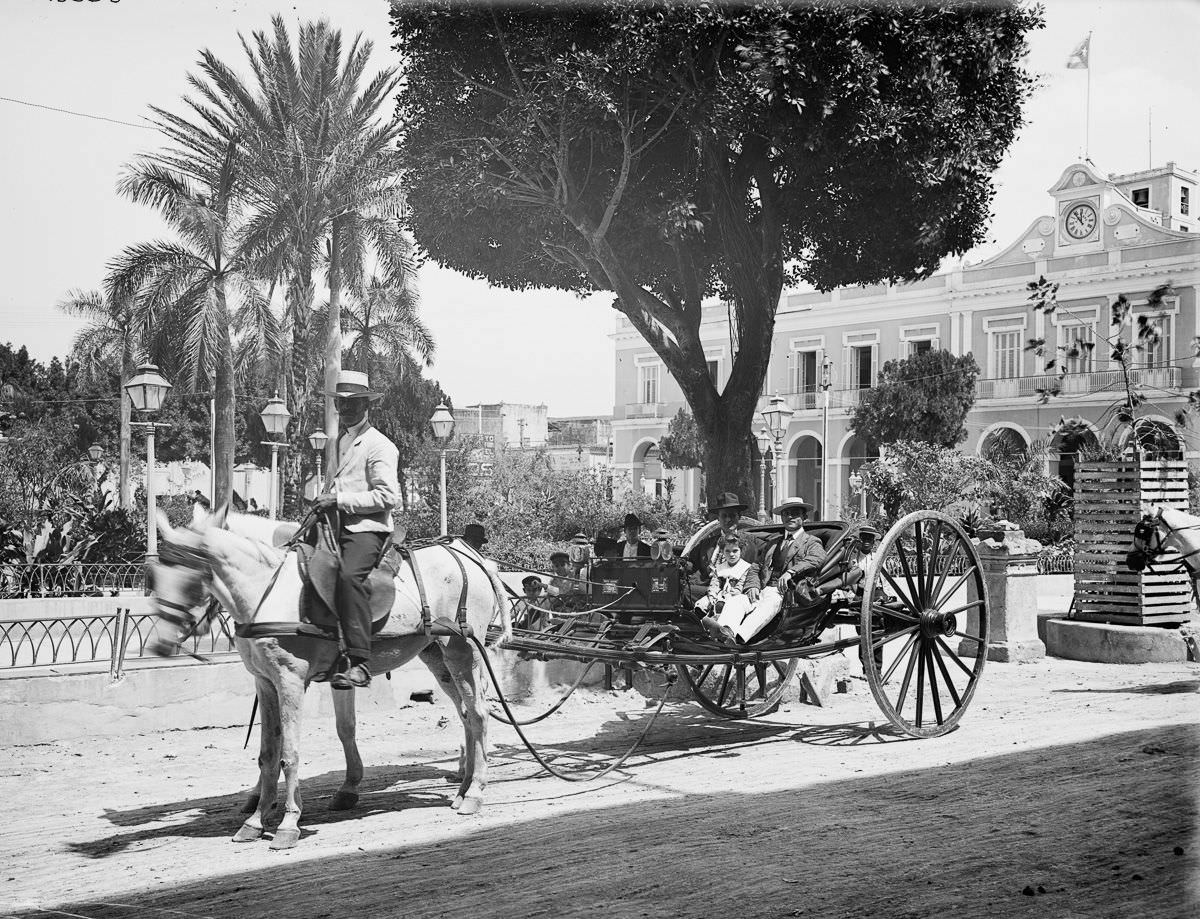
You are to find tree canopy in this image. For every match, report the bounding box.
[850,349,981,448]
[391,0,1041,495]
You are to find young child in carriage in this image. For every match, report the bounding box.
[694,535,761,644]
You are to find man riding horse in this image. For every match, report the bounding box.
[310,370,400,690]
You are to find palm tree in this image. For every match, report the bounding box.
[107,140,273,506]
[58,289,145,510]
[338,270,432,381]
[175,16,407,471]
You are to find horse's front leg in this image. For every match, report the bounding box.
[269,669,307,850]
[233,677,281,843]
[440,636,489,816]
[329,685,363,810]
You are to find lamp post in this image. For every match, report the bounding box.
[430,403,454,536]
[124,363,172,562]
[761,393,794,509]
[755,428,771,521]
[848,470,867,518]
[259,393,292,519]
[307,428,329,496]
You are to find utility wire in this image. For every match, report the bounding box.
[0,94,156,131]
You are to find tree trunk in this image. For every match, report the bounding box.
[118,347,132,511]
[212,283,236,507]
[324,219,343,474]
[693,401,754,507]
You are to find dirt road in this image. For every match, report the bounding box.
[1,657,1196,919]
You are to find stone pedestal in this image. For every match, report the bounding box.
[960,529,1046,663]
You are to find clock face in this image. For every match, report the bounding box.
[1065,203,1097,239]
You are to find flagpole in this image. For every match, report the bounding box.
[1084,31,1092,161]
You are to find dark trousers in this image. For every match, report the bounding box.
[336,530,386,661]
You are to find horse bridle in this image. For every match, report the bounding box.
[154,540,223,649]
[1129,512,1200,576]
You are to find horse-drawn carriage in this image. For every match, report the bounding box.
[498,509,990,738]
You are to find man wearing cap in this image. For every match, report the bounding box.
[685,492,761,586]
[736,496,826,643]
[310,371,399,690]
[604,512,652,558]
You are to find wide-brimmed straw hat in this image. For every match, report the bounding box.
[772,496,813,515]
[709,492,747,513]
[327,370,382,401]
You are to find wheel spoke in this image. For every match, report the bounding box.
[929,640,963,707]
[924,643,944,725]
[914,520,927,607]
[930,542,965,606]
[753,662,768,699]
[881,568,921,615]
[935,635,978,679]
[914,639,927,727]
[894,636,920,714]
[955,631,986,646]
[924,520,943,606]
[937,599,985,617]
[934,566,978,610]
[881,630,919,682]
[873,600,919,624]
[694,664,715,686]
[716,666,733,707]
[895,535,922,610]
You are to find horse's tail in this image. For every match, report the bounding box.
[481,558,513,646]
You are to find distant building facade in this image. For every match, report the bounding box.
[612,161,1200,517]
[461,402,547,450]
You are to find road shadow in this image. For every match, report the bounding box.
[37,725,1197,919]
[1054,679,1199,695]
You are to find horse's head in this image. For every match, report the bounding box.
[1126,506,1200,576]
[1126,511,1159,572]
[148,506,225,656]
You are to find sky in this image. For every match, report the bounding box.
[2,0,1198,418]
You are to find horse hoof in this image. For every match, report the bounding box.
[456,797,483,816]
[450,794,463,810]
[240,794,260,815]
[329,791,359,811]
[232,823,263,843]
[269,828,301,850]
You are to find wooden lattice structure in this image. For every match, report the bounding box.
[1073,459,1196,626]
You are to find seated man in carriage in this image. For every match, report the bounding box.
[683,492,761,585]
[729,496,826,644]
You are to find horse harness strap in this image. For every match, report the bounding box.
[395,540,472,641]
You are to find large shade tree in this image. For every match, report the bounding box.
[391,0,1041,495]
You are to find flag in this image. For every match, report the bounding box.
[1066,35,1090,69]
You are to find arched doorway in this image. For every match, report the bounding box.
[789,435,823,519]
[631,440,665,499]
[980,426,1031,462]
[1120,419,1183,460]
[842,435,879,517]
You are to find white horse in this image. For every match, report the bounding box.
[149,508,511,849]
[1128,505,1200,577]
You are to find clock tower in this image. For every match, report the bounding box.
[1049,163,1106,254]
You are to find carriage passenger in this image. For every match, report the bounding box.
[694,535,761,643]
[684,492,761,584]
[726,496,825,645]
[603,513,653,558]
[513,575,551,630]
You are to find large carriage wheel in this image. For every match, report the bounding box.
[860,510,988,738]
[676,658,799,719]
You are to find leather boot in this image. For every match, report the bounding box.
[331,661,371,690]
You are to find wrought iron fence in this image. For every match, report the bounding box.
[0,563,145,599]
[0,607,236,673]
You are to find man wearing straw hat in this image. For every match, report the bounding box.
[311,370,399,689]
[733,495,825,643]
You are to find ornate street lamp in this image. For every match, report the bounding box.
[307,428,329,495]
[124,363,172,562]
[761,392,794,506]
[429,403,455,536]
[259,393,292,519]
[848,469,867,518]
[755,428,772,522]
[87,443,103,463]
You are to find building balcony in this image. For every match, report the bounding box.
[620,401,673,421]
[760,388,869,413]
[977,367,1181,400]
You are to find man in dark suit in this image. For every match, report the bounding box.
[733,495,825,642]
[604,512,652,558]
